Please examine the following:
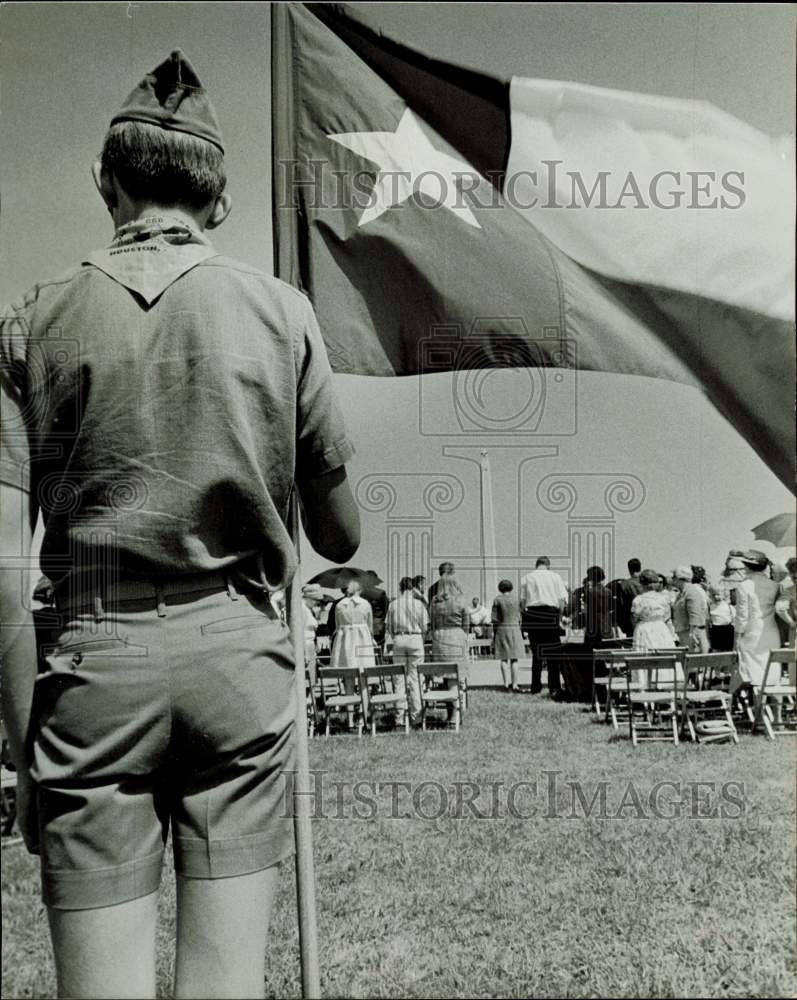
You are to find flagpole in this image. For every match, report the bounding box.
[479,449,498,600]
[271,4,321,998]
[286,504,321,1000]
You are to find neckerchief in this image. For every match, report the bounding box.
[84,215,219,305]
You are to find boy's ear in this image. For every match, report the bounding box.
[205,192,232,230]
[91,161,117,210]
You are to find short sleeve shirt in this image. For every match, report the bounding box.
[0,218,354,590]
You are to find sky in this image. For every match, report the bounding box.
[1,2,794,598]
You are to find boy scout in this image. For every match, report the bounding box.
[0,51,359,999]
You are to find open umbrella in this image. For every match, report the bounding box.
[751,512,796,548]
[306,566,379,591]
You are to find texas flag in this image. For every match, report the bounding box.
[272,3,795,489]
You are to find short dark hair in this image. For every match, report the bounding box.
[535,557,550,568]
[411,574,426,588]
[438,561,454,576]
[586,565,605,584]
[100,121,226,209]
[498,579,513,593]
[399,577,415,593]
[786,557,797,574]
[628,558,641,574]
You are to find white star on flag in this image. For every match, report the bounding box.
[328,108,481,228]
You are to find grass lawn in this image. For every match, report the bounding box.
[2,691,795,998]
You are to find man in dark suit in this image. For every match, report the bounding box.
[326,587,349,649]
[561,566,617,701]
[609,558,643,637]
[362,571,388,650]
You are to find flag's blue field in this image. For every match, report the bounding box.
[3,691,795,998]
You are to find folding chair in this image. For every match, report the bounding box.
[603,649,648,729]
[626,654,681,746]
[316,666,364,736]
[305,668,320,738]
[681,653,738,743]
[361,663,409,734]
[470,631,493,659]
[702,650,736,691]
[591,640,632,715]
[417,661,462,731]
[753,648,797,740]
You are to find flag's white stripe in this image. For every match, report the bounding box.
[505,77,794,322]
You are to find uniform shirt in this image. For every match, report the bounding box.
[0,217,353,591]
[385,592,429,636]
[520,567,568,609]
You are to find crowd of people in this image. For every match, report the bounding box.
[296,551,797,716]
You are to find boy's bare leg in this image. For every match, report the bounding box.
[48,891,159,999]
[510,660,518,688]
[500,660,509,688]
[174,866,280,1000]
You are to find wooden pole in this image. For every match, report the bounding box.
[271,4,321,996]
[286,499,322,1000]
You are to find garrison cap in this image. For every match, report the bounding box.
[110,50,224,152]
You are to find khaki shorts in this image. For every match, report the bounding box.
[32,577,296,910]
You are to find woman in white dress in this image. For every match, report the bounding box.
[631,570,676,651]
[630,570,682,687]
[730,550,781,695]
[329,580,376,729]
[330,580,376,670]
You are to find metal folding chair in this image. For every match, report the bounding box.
[361,663,409,734]
[417,661,462,731]
[753,648,797,740]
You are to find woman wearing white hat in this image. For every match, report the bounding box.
[730,550,781,696]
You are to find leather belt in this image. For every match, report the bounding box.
[54,571,237,617]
